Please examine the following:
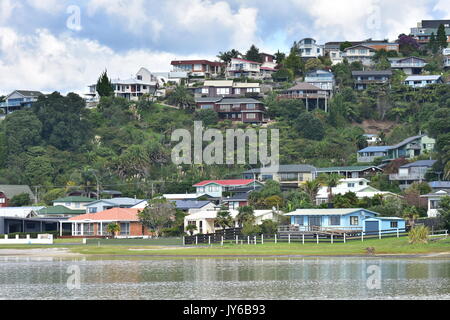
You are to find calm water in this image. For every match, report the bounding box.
[0,257,449,300]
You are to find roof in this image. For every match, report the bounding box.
[0,207,44,218]
[358,146,391,153]
[317,166,381,172]
[286,82,323,91]
[428,181,450,189]
[53,196,95,203]
[344,44,376,51]
[85,197,144,207]
[193,180,257,187]
[6,90,43,99]
[216,98,263,105]
[162,194,205,200]
[243,164,317,174]
[222,192,251,202]
[38,206,85,215]
[405,75,442,81]
[195,97,222,103]
[400,160,436,168]
[389,135,425,149]
[173,200,212,210]
[230,58,262,64]
[421,190,450,198]
[389,56,426,62]
[69,208,141,221]
[352,70,392,76]
[186,209,273,220]
[203,80,234,87]
[171,60,224,66]
[232,82,261,88]
[285,208,379,216]
[0,185,34,199]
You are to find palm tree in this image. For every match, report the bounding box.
[167,85,195,110]
[236,206,255,227]
[301,180,321,204]
[106,223,120,238]
[185,224,197,236]
[214,206,234,230]
[403,206,420,229]
[318,173,344,207]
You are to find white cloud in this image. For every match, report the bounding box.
[0,28,213,95]
[0,0,21,24]
[25,0,66,14]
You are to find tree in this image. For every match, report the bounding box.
[301,180,321,204]
[271,68,294,82]
[274,50,286,64]
[106,223,120,238]
[438,196,450,230]
[284,46,304,76]
[236,206,255,227]
[185,224,197,236]
[403,206,420,228]
[294,113,325,140]
[9,193,32,207]
[318,173,344,205]
[193,109,219,126]
[397,34,420,56]
[3,110,42,155]
[340,41,353,52]
[217,49,242,63]
[138,198,176,237]
[166,85,195,110]
[214,206,234,230]
[304,58,325,72]
[436,24,448,50]
[260,220,278,235]
[96,70,114,97]
[245,44,263,62]
[427,32,439,54]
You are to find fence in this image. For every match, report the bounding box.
[85,237,184,246]
[183,228,449,245]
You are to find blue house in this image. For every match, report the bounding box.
[85,197,143,213]
[0,90,43,115]
[285,208,405,234]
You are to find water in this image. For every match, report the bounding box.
[0,257,449,300]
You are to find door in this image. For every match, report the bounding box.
[365,221,379,235]
[308,216,321,231]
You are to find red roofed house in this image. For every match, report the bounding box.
[193,180,263,198]
[170,60,224,79]
[66,208,151,237]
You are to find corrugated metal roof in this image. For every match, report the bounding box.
[358,146,391,153]
[285,208,379,216]
[400,160,436,168]
[243,164,317,174]
[0,185,34,199]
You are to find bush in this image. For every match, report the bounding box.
[408,225,429,244]
[260,220,278,235]
[241,223,261,236]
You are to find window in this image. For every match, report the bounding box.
[0,198,5,204]
[217,88,230,95]
[330,216,341,226]
[201,88,209,94]
[75,203,80,208]
[350,216,359,225]
[234,88,241,95]
[199,221,203,234]
[88,207,97,213]
[120,223,130,235]
[390,221,398,228]
[246,113,256,119]
[246,103,256,109]
[294,216,304,225]
[430,200,441,209]
[347,183,355,188]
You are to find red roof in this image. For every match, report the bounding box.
[170,60,224,67]
[69,208,141,221]
[231,58,262,64]
[193,179,257,187]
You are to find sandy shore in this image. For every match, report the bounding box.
[0,248,83,258]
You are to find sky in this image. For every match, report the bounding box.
[0,0,449,95]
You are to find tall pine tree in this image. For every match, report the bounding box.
[436,24,448,50]
[96,70,114,97]
[245,45,263,62]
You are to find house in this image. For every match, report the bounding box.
[37,206,86,218]
[132,199,215,214]
[87,68,158,102]
[222,192,253,210]
[66,208,151,237]
[304,70,335,97]
[162,194,206,201]
[85,198,144,214]
[315,178,399,205]
[0,206,43,219]
[410,20,450,45]
[0,215,59,235]
[297,38,324,59]
[242,164,317,189]
[0,185,35,208]
[428,181,450,192]
[260,53,279,78]
[227,58,262,79]
[196,80,261,97]
[0,90,43,115]
[170,60,224,79]
[152,71,189,86]
[184,209,280,235]
[317,166,383,179]
[278,82,330,112]
[352,70,392,90]
[342,45,376,66]
[357,146,391,163]
[193,180,263,198]
[385,135,435,160]
[53,196,94,211]
[388,57,427,75]
[195,97,267,124]
[285,208,405,233]
[404,75,444,88]
[389,160,436,190]
[363,134,381,145]
[421,190,450,218]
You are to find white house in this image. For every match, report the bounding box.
[53,196,95,210]
[184,209,281,235]
[316,178,399,205]
[297,38,324,58]
[421,190,449,218]
[342,45,376,66]
[227,58,262,79]
[0,90,43,115]
[404,75,444,88]
[193,180,263,198]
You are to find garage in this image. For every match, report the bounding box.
[365,220,379,235]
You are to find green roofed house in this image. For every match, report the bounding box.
[37,205,86,218]
[53,196,95,211]
[317,166,382,179]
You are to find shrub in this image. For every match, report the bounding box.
[241,223,261,236]
[408,225,429,244]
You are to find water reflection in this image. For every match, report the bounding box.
[0,257,448,300]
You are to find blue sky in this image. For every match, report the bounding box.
[0,0,449,94]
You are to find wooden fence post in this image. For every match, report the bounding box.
[316,234,319,244]
[275,234,277,244]
[261,234,264,245]
[302,234,304,245]
[379,229,381,240]
[221,236,224,246]
[344,233,346,243]
[247,236,250,245]
[183,236,185,246]
[397,228,399,238]
[361,231,364,242]
[254,235,257,245]
[195,236,198,245]
[236,235,238,245]
[288,233,291,244]
[331,234,333,244]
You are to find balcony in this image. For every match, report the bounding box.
[391,62,426,68]
[389,173,425,181]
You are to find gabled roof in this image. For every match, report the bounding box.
[69,208,141,221]
[53,196,95,203]
[85,197,144,207]
[317,166,382,172]
[230,58,262,64]
[286,82,323,91]
[285,208,379,216]
[171,60,224,66]
[243,164,317,174]
[0,207,44,218]
[352,70,392,76]
[0,185,34,199]
[344,44,376,51]
[421,189,450,198]
[193,180,258,187]
[358,146,391,153]
[38,206,85,215]
[173,200,213,210]
[222,192,251,202]
[6,90,43,99]
[389,135,425,149]
[428,181,450,189]
[405,75,442,81]
[400,160,436,168]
